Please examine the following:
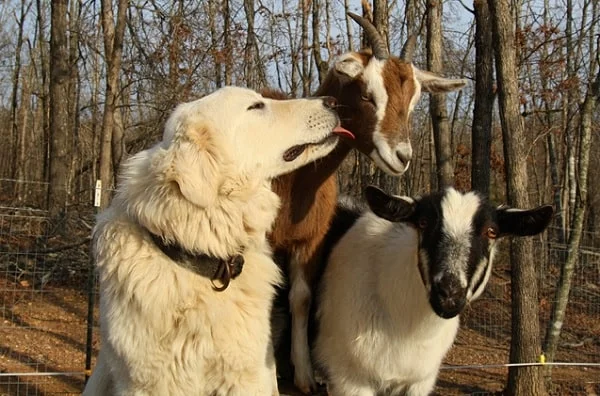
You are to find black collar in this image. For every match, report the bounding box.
[148,232,244,292]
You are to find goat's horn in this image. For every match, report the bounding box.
[347,12,389,60]
[400,35,417,63]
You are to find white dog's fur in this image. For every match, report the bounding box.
[83,86,342,396]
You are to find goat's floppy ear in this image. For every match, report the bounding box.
[414,68,468,94]
[334,54,365,81]
[365,185,415,222]
[167,125,221,208]
[496,205,554,237]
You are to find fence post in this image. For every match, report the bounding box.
[85,180,101,383]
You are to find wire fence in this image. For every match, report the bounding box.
[0,178,598,395]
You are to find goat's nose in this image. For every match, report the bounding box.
[435,277,462,300]
[441,297,463,314]
[322,96,337,109]
[395,146,412,165]
[437,285,457,301]
[431,277,466,318]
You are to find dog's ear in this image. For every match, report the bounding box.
[167,124,222,208]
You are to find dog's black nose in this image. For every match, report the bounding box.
[322,96,337,109]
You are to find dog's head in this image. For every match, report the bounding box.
[160,86,350,208]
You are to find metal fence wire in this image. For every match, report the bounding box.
[0,178,598,395]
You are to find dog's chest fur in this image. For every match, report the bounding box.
[92,184,282,395]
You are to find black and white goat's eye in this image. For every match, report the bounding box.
[486,227,498,239]
[418,218,428,229]
[247,102,265,111]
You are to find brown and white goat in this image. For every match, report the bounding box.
[267,13,468,393]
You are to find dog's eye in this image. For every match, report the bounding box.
[247,102,265,111]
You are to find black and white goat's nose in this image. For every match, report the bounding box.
[431,277,466,319]
[322,96,337,109]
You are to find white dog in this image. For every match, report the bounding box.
[83,86,351,396]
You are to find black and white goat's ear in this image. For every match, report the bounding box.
[365,185,415,222]
[496,205,554,237]
[334,53,365,81]
[166,124,221,208]
[414,68,468,94]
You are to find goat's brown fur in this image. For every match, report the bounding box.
[262,44,466,393]
[261,55,416,393]
[380,59,417,143]
[269,146,351,282]
[265,53,417,272]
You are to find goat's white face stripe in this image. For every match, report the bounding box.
[438,189,482,287]
[366,59,418,176]
[364,58,409,176]
[408,65,422,113]
[364,58,388,129]
[468,245,496,301]
[467,257,487,301]
[418,249,432,293]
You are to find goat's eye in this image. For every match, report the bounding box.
[418,218,428,229]
[361,95,375,105]
[486,227,498,239]
[247,102,265,110]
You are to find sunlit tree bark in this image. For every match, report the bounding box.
[489,0,546,394]
[427,0,453,189]
[48,0,72,215]
[471,0,494,195]
[98,0,128,208]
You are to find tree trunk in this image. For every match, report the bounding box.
[68,0,80,202]
[546,133,564,241]
[244,0,266,89]
[99,0,128,209]
[471,0,495,195]
[10,0,32,181]
[223,0,232,85]
[540,0,564,243]
[372,0,389,49]
[48,0,73,216]
[344,0,354,51]
[90,23,101,198]
[111,101,125,184]
[562,0,576,232]
[15,64,34,202]
[37,0,51,183]
[268,12,284,90]
[324,0,332,60]
[284,0,299,95]
[244,0,255,88]
[360,0,372,48]
[489,0,546,394]
[312,0,328,84]
[208,0,222,88]
[543,69,599,385]
[300,0,311,96]
[427,0,453,189]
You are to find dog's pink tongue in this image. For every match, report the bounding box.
[332,125,355,139]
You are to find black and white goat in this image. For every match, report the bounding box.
[313,186,553,396]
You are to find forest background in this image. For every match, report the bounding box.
[0,0,598,395]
